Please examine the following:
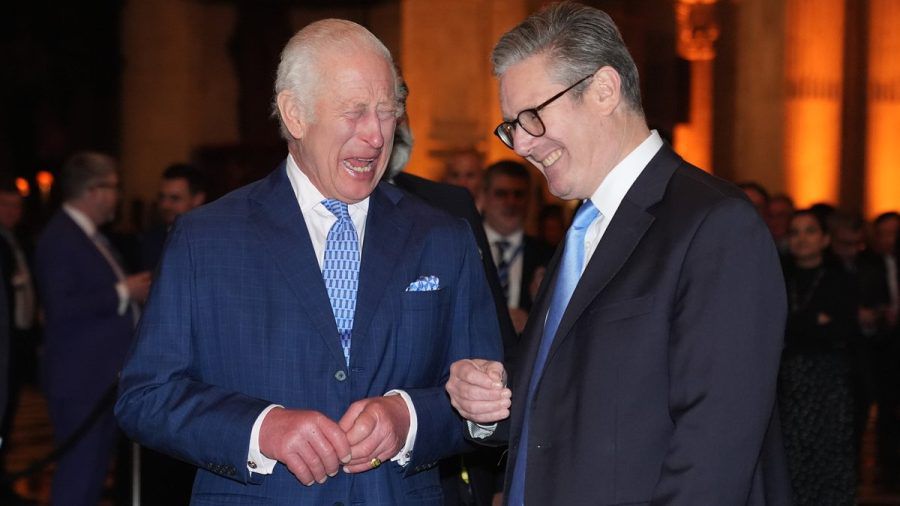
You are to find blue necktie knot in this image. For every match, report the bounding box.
[571,199,600,231]
[322,198,351,221]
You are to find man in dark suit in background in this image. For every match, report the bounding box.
[116,19,502,505]
[0,179,37,505]
[480,160,552,334]
[385,88,514,506]
[447,3,790,504]
[34,152,151,506]
[139,162,207,271]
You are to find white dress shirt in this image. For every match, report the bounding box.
[247,155,418,474]
[581,130,664,269]
[0,228,35,330]
[62,204,135,320]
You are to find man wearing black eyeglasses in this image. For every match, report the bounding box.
[447,2,791,505]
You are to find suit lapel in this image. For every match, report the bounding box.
[352,183,410,345]
[514,145,682,395]
[248,164,346,365]
[547,146,681,358]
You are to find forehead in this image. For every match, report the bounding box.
[791,215,820,228]
[160,178,190,194]
[489,174,528,189]
[318,48,396,108]
[499,54,557,117]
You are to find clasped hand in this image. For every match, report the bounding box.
[445,359,512,424]
[259,395,409,486]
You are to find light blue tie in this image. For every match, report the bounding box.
[508,199,600,505]
[322,199,360,367]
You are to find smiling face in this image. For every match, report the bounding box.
[499,54,621,201]
[281,45,398,203]
[158,177,203,225]
[789,213,830,267]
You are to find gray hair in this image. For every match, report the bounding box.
[272,19,403,139]
[385,74,412,179]
[60,151,117,201]
[492,2,643,114]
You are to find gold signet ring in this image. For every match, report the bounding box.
[370,458,382,469]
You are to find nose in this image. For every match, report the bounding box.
[358,111,387,149]
[512,126,536,157]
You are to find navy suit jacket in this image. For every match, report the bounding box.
[116,164,503,505]
[492,145,791,505]
[35,211,134,402]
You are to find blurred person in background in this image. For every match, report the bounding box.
[480,160,552,334]
[0,178,37,505]
[779,209,857,505]
[139,163,207,271]
[442,149,485,201]
[35,152,151,506]
[768,193,794,255]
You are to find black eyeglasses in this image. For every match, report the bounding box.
[494,73,595,149]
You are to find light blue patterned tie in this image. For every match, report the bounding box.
[508,199,600,505]
[322,199,360,367]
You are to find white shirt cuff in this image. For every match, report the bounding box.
[115,281,129,315]
[385,390,417,466]
[247,404,283,475]
[467,420,497,439]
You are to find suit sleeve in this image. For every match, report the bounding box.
[401,219,504,473]
[115,218,270,484]
[651,198,786,504]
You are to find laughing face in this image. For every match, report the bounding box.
[499,54,620,201]
[288,46,398,203]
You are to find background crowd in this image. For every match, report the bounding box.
[0,141,896,505]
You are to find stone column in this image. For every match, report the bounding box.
[783,0,845,207]
[399,0,528,180]
[120,0,239,221]
[865,0,900,217]
[673,0,718,173]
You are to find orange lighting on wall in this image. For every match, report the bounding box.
[783,0,844,208]
[673,0,718,173]
[865,0,900,218]
[784,99,842,207]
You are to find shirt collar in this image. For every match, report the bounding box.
[62,203,97,237]
[484,224,524,247]
[284,154,370,219]
[589,130,663,222]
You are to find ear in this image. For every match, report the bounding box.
[276,91,307,140]
[588,66,622,116]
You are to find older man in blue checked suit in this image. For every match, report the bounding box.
[115,19,502,506]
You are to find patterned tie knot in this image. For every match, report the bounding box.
[571,199,600,231]
[322,198,351,221]
[495,239,510,258]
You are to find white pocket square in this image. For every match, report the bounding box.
[405,275,440,292]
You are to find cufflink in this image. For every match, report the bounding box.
[248,460,258,470]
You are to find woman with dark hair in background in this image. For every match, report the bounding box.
[779,209,858,505]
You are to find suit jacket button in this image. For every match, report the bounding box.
[334,370,347,381]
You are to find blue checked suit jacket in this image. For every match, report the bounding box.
[115,163,503,505]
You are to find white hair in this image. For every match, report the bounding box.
[272,19,403,139]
